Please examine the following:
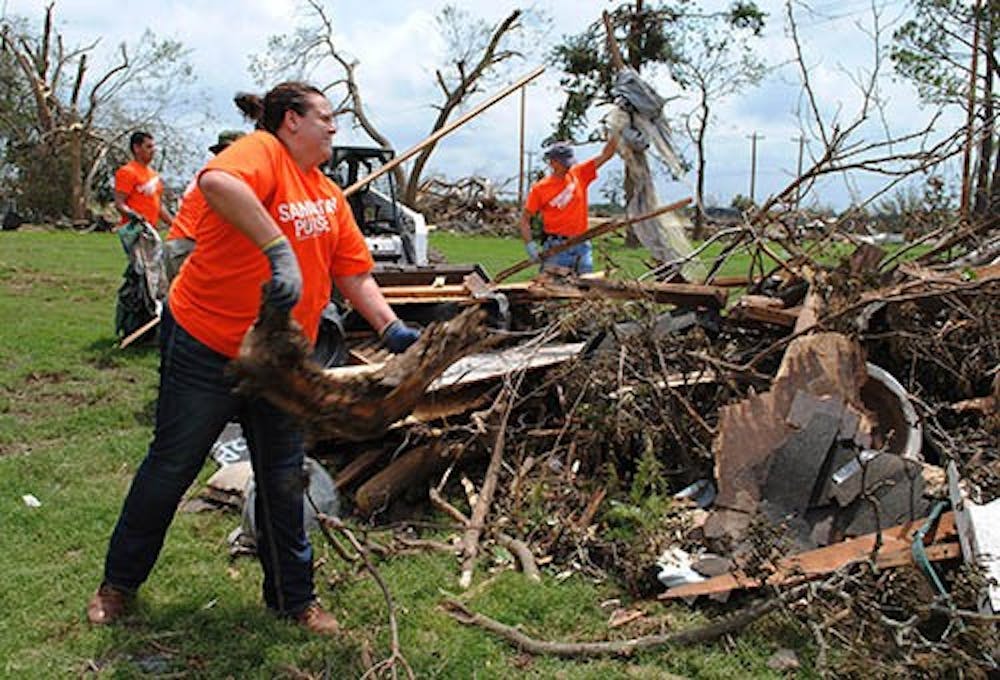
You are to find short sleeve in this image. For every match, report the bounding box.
[114,165,133,195]
[576,159,597,185]
[525,185,543,214]
[200,132,278,203]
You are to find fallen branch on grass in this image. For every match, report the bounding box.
[429,487,541,582]
[313,511,415,680]
[441,589,795,658]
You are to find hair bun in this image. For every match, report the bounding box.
[234,93,264,124]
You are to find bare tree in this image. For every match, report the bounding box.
[251,1,524,206]
[674,24,766,238]
[0,3,196,220]
[696,0,965,282]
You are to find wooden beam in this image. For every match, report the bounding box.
[661,512,957,599]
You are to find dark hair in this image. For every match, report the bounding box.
[129,131,153,152]
[234,82,324,134]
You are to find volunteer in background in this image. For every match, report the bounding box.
[114,131,173,229]
[163,130,245,282]
[519,137,618,274]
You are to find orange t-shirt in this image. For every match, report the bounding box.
[114,160,164,226]
[169,131,375,358]
[166,179,201,241]
[524,159,597,237]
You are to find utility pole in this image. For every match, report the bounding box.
[747,132,763,203]
[526,150,536,189]
[517,85,526,207]
[792,135,806,211]
[960,0,982,222]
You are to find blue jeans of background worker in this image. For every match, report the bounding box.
[542,236,593,274]
[101,305,315,615]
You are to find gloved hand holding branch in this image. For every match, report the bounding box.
[261,234,302,311]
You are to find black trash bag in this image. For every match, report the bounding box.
[114,218,165,341]
[115,262,158,340]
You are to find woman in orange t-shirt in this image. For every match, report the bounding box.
[88,82,419,635]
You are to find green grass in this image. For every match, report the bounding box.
[429,229,780,281]
[0,228,814,678]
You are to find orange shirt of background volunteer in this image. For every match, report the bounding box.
[169,131,374,358]
[114,160,164,226]
[166,180,202,241]
[524,159,597,238]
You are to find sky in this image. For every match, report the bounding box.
[1,0,965,212]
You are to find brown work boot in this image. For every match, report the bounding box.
[294,602,340,636]
[86,583,132,625]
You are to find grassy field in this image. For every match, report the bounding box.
[0,228,808,678]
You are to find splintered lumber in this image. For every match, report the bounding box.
[230,302,491,441]
[493,198,693,282]
[377,278,726,309]
[661,512,959,600]
[728,295,799,328]
[322,342,586,390]
[509,277,727,309]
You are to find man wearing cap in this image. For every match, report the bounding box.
[519,137,618,274]
[163,130,245,282]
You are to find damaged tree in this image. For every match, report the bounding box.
[0,3,196,220]
[251,1,525,206]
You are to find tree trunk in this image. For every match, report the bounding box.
[692,92,709,240]
[68,129,85,220]
[973,13,994,217]
[621,0,644,247]
[623,165,640,246]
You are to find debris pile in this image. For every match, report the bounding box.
[225,212,998,673]
[415,176,519,235]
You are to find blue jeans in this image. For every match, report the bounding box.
[542,236,593,274]
[103,306,315,615]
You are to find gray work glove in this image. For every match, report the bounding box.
[380,319,420,354]
[262,235,302,311]
[525,240,541,262]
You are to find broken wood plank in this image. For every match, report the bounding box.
[375,278,728,309]
[354,442,456,515]
[119,315,160,349]
[503,278,727,309]
[729,297,799,328]
[663,512,958,600]
[322,342,587,391]
[334,447,389,490]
